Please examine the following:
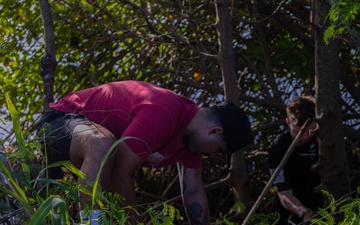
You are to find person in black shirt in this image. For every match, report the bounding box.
[268,96,323,224]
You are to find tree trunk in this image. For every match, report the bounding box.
[314,0,351,202]
[215,0,251,206]
[39,0,56,111]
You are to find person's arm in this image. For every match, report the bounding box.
[177,163,210,225]
[277,189,315,220]
[111,141,145,222]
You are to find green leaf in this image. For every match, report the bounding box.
[4,92,31,181]
[28,196,69,225]
[0,159,32,214]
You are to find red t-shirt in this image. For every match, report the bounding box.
[49,81,202,169]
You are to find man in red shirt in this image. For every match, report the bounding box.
[37,80,253,224]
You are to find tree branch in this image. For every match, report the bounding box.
[39,0,57,111]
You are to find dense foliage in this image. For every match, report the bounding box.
[1,0,360,224]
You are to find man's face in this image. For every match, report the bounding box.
[287,119,317,145]
[187,127,227,155]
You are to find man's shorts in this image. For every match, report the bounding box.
[37,109,92,178]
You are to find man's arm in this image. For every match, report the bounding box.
[277,189,315,220]
[177,163,210,225]
[110,141,145,221]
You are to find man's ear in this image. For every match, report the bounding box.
[209,127,223,136]
[285,118,290,127]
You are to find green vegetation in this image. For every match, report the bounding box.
[2,90,360,225]
[1,0,360,224]
[325,0,360,47]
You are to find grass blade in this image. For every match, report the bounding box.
[27,196,69,225]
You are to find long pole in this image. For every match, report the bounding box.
[241,118,313,225]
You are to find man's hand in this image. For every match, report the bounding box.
[300,208,315,221]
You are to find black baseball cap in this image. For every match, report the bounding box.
[212,102,253,164]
